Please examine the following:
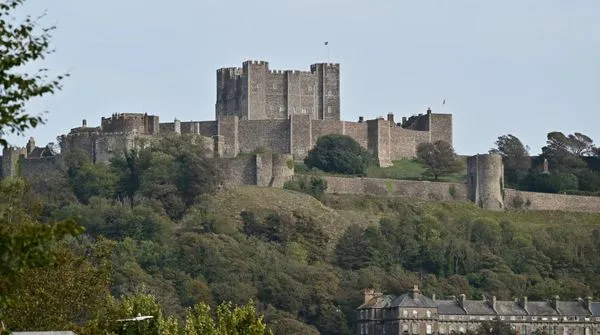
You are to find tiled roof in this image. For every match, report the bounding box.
[358,294,395,309]
[462,300,496,315]
[494,301,528,315]
[590,302,600,316]
[526,301,559,316]
[555,301,591,316]
[390,293,437,308]
[436,300,466,315]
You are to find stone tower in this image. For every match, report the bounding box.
[467,154,505,210]
[215,61,340,121]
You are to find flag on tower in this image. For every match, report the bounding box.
[324,41,329,46]
[442,98,446,105]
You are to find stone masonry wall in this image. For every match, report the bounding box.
[20,156,63,178]
[430,113,453,146]
[343,121,369,148]
[237,119,290,154]
[220,153,293,187]
[323,176,469,202]
[290,114,312,159]
[505,189,600,213]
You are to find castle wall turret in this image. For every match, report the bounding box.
[216,61,340,122]
[467,154,504,210]
[367,119,393,167]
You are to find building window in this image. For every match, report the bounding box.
[586,328,591,335]
[510,316,516,321]
[521,325,528,335]
[563,327,569,335]
[327,106,331,114]
[450,326,456,333]
[440,325,446,334]
[403,310,408,317]
[360,310,364,319]
[308,86,312,92]
[426,310,431,318]
[551,326,557,335]
[459,326,466,333]
[412,323,419,334]
[426,324,432,334]
[412,310,418,317]
[403,324,409,334]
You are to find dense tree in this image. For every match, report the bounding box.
[304,134,374,175]
[542,132,588,172]
[490,135,530,187]
[416,140,463,181]
[490,134,530,167]
[0,0,68,145]
[2,240,112,332]
[0,178,83,316]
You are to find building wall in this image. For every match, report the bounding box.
[467,154,505,210]
[323,176,469,202]
[101,113,159,135]
[505,189,600,213]
[216,61,340,121]
[237,119,290,154]
[20,156,63,178]
[429,113,453,146]
[220,153,294,187]
[290,114,313,159]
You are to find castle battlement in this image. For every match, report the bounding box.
[243,60,269,66]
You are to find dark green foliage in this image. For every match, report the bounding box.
[520,171,578,194]
[416,140,463,181]
[0,0,68,146]
[304,134,374,175]
[283,175,327,200]
[490,135,530,188]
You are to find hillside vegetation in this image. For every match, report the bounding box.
[6,163,600,334]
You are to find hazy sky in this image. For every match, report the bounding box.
[10,0,600,155]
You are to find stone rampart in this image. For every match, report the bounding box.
[323,176,468,202]
[504,189,600,213]
[20,156,63,178]
[237,119,290,154]
[220,153,294,187]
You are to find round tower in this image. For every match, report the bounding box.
[467,154,504,210]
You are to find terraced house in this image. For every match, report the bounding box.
[356,286,600,335]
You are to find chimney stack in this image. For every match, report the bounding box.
[387,113,395,125]
[520,296,528,312]
[82,119,87,127]
[458,294,466,308]
[584,297,592,312]
[364,288,382,305]
[411,285,420,298]
[491,296,497,311]
[551,296,560,311]
[358,116,364,123]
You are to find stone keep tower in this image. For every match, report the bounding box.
[216,61,340,121]
[467,154,505,210]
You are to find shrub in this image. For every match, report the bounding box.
[283,176,328,200]
[304,134,374,175]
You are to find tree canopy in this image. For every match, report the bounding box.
[0,0,67,146]
[416,140,463,181]
[304,134,374,175]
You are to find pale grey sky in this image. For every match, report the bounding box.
[10,0,600,155]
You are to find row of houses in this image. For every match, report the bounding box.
[356,286,600,335]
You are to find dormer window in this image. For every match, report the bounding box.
[412,310,418,317]
[426,310,431,318]
[403,310,408,317]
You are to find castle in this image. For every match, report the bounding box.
[1,60,600,212]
